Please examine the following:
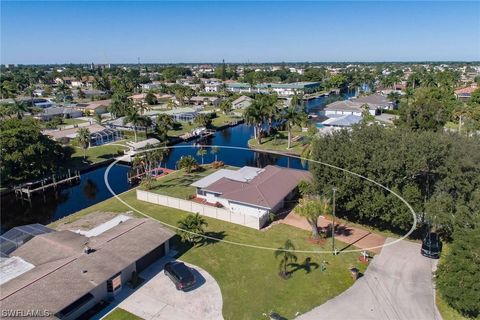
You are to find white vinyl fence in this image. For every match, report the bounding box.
[137,190,267,229]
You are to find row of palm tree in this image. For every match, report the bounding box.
[243,94,307,149]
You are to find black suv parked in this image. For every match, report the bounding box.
[421,232,441,259]
[164,261,196,290]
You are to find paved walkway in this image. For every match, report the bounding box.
[296,238,441,320]
[281,212,386,254]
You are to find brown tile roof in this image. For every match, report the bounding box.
[203,165,311,209]
[454,85,478,95]
[0,218,174,314]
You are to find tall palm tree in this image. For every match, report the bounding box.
[274,239,297,278]
[123,107,143,142]
[10,99,28,119]
[284,105,307,149]
[197,147,207,165]
[243,95,275,144]
[76,128,91,160]
[134,99,151,115]
[296,196,331,239]
[211,146,219,162]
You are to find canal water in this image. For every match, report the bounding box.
[1,94,344,232]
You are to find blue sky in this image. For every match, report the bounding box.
[1,1,479,64]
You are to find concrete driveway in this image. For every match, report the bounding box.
[296,238,441,320]
[118,259,223,320]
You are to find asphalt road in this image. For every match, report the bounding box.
[296,238,442,320]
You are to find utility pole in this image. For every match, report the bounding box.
[332,187,337,255]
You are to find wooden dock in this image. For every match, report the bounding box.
[127,167,174,183]
[14,170,81,201]
[180,129,215,141]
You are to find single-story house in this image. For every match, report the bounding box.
[34,107,83,121]
[43,124,121,145]
[324,94,393,117]
[354,94,394,110]
[231,95,253,109]
[75,99,111,115]
[321,114,362,127]
[188,96,222,107]
[0,218,174,320]
[454,83,478,101]
[191,165,311,226]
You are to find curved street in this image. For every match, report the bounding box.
[296,238,442,320]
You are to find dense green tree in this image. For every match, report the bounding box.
[309,124,480,238]
[0,118,70,184]
[194,113,212,128]
[396,87,458,131]
[436,228,480,318]
[144,91,157,105]
[155,114,174,142]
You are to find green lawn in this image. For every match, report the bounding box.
[144,165,236,199]
[63,143,127,171]
[50,188,368,320]
[211,113,242,127]
[104,308,143,320]
[248,129,309,155]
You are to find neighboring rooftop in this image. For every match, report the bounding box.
[191,166,263,189]
[200,165,311,209]
[321,114,362,127]
[0,218,174,315]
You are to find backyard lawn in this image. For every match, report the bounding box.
[51,186,369,320]
[63,143,128,171]
[144,165,237,199]
[248,129,310,155]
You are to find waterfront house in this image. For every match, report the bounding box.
[43,123,121,145]
[0,218,174,320]
[191,165,311,227]
[231,95,253,109]
[75,99,111,115]
[226,82,320,96]
[321,114,363,127]
[324,94,392,117]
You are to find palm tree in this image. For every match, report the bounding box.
[176,155,198,174]
[274,239,297,279]
[123,107,144,142]
[295,196,331,239]
[134,99,151,115]
[211,146,219,162]
[9,99,28,119]
[284,105,307,149]
[197,147,207,165]
[243,95,274,144]
[155,114,174,142]
[76,128,91,160]
[177,213,208,244]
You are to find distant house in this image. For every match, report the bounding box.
[204,82,223,92]
[321,114,362,127]
[324,94,392,117]
[454,83,478,101]
[141,81,162,90]
[70,76,95,88]
[43,124,121,145]
[75,99,111,115]
[0,217,174,319]
[34,107,83,121]
[191,165,311,226]
[231,95,253,109]
[226,82,320,96]
[188,96,222,107]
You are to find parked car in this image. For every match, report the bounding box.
[421,232,441,259]
[164,261,196,290]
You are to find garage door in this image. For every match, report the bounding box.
[136,243,166,272]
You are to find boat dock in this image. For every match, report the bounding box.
[180,129,215,141]
[14,170,81,201]
[127,167,174,183]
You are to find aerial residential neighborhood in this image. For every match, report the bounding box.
[0,1,479,320]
